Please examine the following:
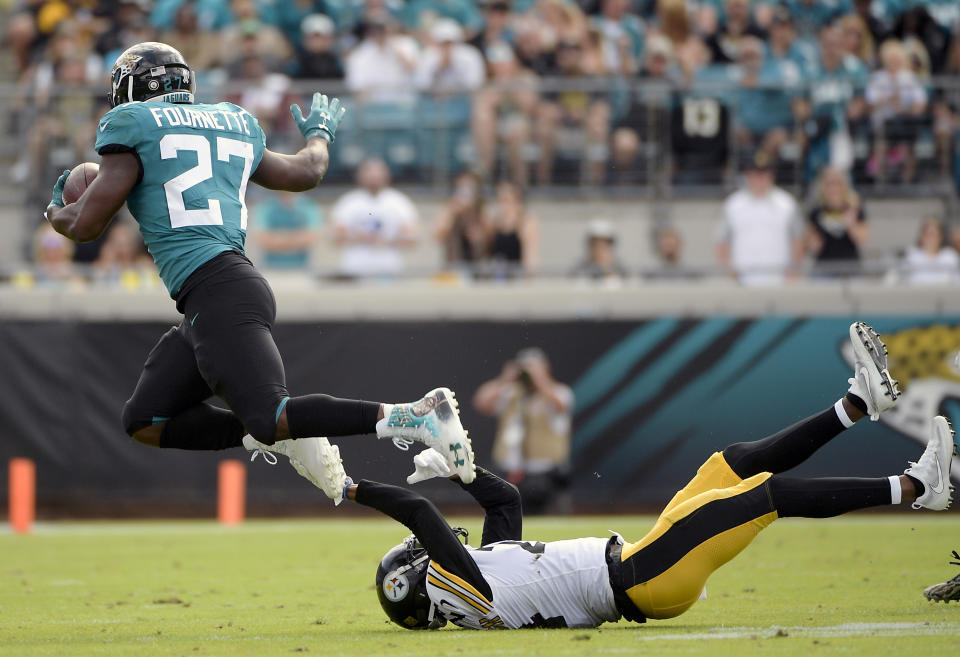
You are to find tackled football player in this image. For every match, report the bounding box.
[345,323,955,629]
[43,42,477,499]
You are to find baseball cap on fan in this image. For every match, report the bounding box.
[431,18,464,44]
[302,13,335,37]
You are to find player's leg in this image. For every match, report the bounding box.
[183,271,476,480]
[661,321,899,516]
[121,326,245,450]
[613,416,954,621]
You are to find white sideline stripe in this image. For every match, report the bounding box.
[629,622,960,641]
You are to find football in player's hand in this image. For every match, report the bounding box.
[63,162,100,204]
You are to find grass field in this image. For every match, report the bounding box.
[1,515,958,656]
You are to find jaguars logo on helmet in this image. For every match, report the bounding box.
[375,529,468,630]
[110,42,196,108]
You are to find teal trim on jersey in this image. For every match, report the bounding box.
[95,100,267,296]
[151,416,171,424]
[275,397,290,424]
[190,312,199,326]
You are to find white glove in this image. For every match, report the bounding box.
[407,448,453,484]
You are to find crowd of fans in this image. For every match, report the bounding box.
[5,0,960,284]
[8,0,960,192]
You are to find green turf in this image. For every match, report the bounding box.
[1,515,958,656]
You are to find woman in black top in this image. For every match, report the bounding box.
[489,181,539,277]
[806,167,870,276]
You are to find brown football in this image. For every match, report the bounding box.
[62,162,100,204]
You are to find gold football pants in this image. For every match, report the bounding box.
[618,452,778,619]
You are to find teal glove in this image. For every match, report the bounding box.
[290,92,346,143]
[48,169,71,210]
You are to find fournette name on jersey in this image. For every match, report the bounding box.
[140,104,254,135]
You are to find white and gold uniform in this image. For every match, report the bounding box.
[426,537,619,629]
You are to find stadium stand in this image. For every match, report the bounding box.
[2,0,960,280]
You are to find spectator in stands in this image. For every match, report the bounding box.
[704,0,767,64]
[15,27,102,199]
[31,223,80,285]
[902,217,960,285]
[95,0,153,61]
[489,181,540,276]
[8,8,39,75]
[535,35,611,185]
[655,0,710,83]
[610,34,676,180]
[716,150,802,285]
[866,39,928,183]
[414,18,486,96]
[226,54,292,135]
[839,13,877,68]
[159,1,221,72]
[252,191,323,270]
[474,347,574,515]
[795,24,869,181]
[591,0,644,76]
[570,218,628,282]
[289,13,343,80]
[652,224,689,278]
[219,0,292,73]
[330,158,420,278]
[469,0,515,56]
[471,41,538,187]
[894,4,951,73]
[767,6,816,75]
[434,170,492,270]
[92,219,154,287]
[806,166,869,277]
[345,16,419,105]
[734,36,795,158]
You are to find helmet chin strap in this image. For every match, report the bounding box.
[127,75,134,104]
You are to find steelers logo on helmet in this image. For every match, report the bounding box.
[382,570,410,602]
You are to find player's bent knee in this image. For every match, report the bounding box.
[244,414,278,446]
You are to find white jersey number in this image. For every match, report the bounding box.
[159,134,254,230]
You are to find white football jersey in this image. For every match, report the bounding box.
[426,537,620,630]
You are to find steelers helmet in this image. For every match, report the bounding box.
[109,41,195,108]
[376,529,468,630]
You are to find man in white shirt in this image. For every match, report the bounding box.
[716,151,803,285]
[331,158,420,277]
[414,19,486,97]
[345,17,419,106]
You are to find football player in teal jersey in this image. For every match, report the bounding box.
[43,42,477,492]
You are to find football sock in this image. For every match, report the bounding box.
[834,399,855,428]
[722,407,847,479]
[905,473,926,497]
[888,475,902,504]
[845,392,868,415]
[285,395,380,439]
[768,475,892,517]
[159,403,246,450]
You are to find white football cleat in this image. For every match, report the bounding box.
[847,322,900,420]
[377,387,476,484]
[905,416,955,511]
[243,435,350,505]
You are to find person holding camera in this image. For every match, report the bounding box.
[473,348,573,514]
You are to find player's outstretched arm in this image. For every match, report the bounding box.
[405,449,523,546]
[45,152,139,242]
[250,92,346,192]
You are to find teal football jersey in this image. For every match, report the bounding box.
[94,101,266,295]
